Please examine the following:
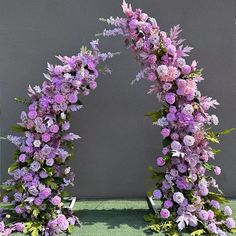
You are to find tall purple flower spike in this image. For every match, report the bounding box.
[0,40,116,235]
[100,1,236,235]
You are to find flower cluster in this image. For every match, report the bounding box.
[101,1,235,235]
[0,39,115,235]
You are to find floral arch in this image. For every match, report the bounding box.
[0,1,235,236]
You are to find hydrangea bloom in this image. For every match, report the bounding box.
[101,1,235,235]
[0,39,115,235]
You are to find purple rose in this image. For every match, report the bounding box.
[153,189,162,200]
[50,124,59,133]
[54,94,65,104]
[164,200,173,209]
[161,128,170,138]
[42,133,51,143]
[165,93,175,104]
[51,196,61,206]
[19,153,26,162]
[34,197,43,206]
[156,157,165,167]
[28,110,37,120]
[160,208,170,219]
[57,214,69,231]
[15,223,24,232]
[39,188,52,199]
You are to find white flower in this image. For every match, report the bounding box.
[183,135,195,146]
[182,104,194,116]
[155,117,168,127]
[33,139,41,147]
[60,112,66,120]
[64,73,72,79]
[176,58,186,68]
[211,114,219,125]
[156,65,168,77]
[171,141,182,151]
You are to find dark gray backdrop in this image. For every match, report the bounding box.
[0,0,235,198]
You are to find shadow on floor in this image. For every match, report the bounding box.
[74,209,154,234]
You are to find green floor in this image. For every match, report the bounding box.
[10,199,236,235]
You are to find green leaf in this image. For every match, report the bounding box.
[68,225,73,234]
[32,207,40,218]
[190,229,205,236]
[14,97,30,105]
[230,228,236,233]
[203,163,214,171]
[206,132,220,143]
[212,149,221,154]
[208,192,229,204]
[218,128,235,135]
[162,137,172,147]
[145,110,164,122]
[8,162,19,173]
[45,179,58,190]
[11,124,27,133]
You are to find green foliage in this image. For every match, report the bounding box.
[206,128,235,144]
[68,224,74,234]
[23,222,42,236]
[14,97,30,105]
[32,207,40,218]
[162,137,172,147]
[11,124,27,133]
[148,166,165,181]
[145,109,165,123]
[212,149,221,154]
[206,132,219,143]
[230,228,236,234]
[45,178,58,190]
[188,68,203,79]
[8,162,19,174]
[207,192,229,204]
[144,214,179,235]
[203,163,214,171]
[190,229,205,236]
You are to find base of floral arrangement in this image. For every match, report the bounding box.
[63,196,77,210]
[146,196,159,214]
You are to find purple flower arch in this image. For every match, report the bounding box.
[0,40,116,235]
[99,1,236,235]
[0,1,235,236]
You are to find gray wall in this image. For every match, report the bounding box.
[0,0,235,198]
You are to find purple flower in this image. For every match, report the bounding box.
[51,196,61,206]
[225,218,236,229]
[28,110,37,120]
[165,93,175,104]
[161,128,170,138]
[19,153,26,162]
[214,166,221,176]
[198,210,208,221]
[50,124,59,133]
[39,188,52,200]
[156,157,165,167]
[34,197,43,206]
[210,200,220,209]
[54,94,65,104]
[173,192,184,205]
[42,133,51,143]
[160,208,170,219]
[224,206,232,216]
[57,214,69,231]
[28,186,39,196]
[207,223,218,234]
[30,161,41,172]
[0,221,5,232]
[15,223,24,232]
[164,200,173,209]
[153,189,162,200]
